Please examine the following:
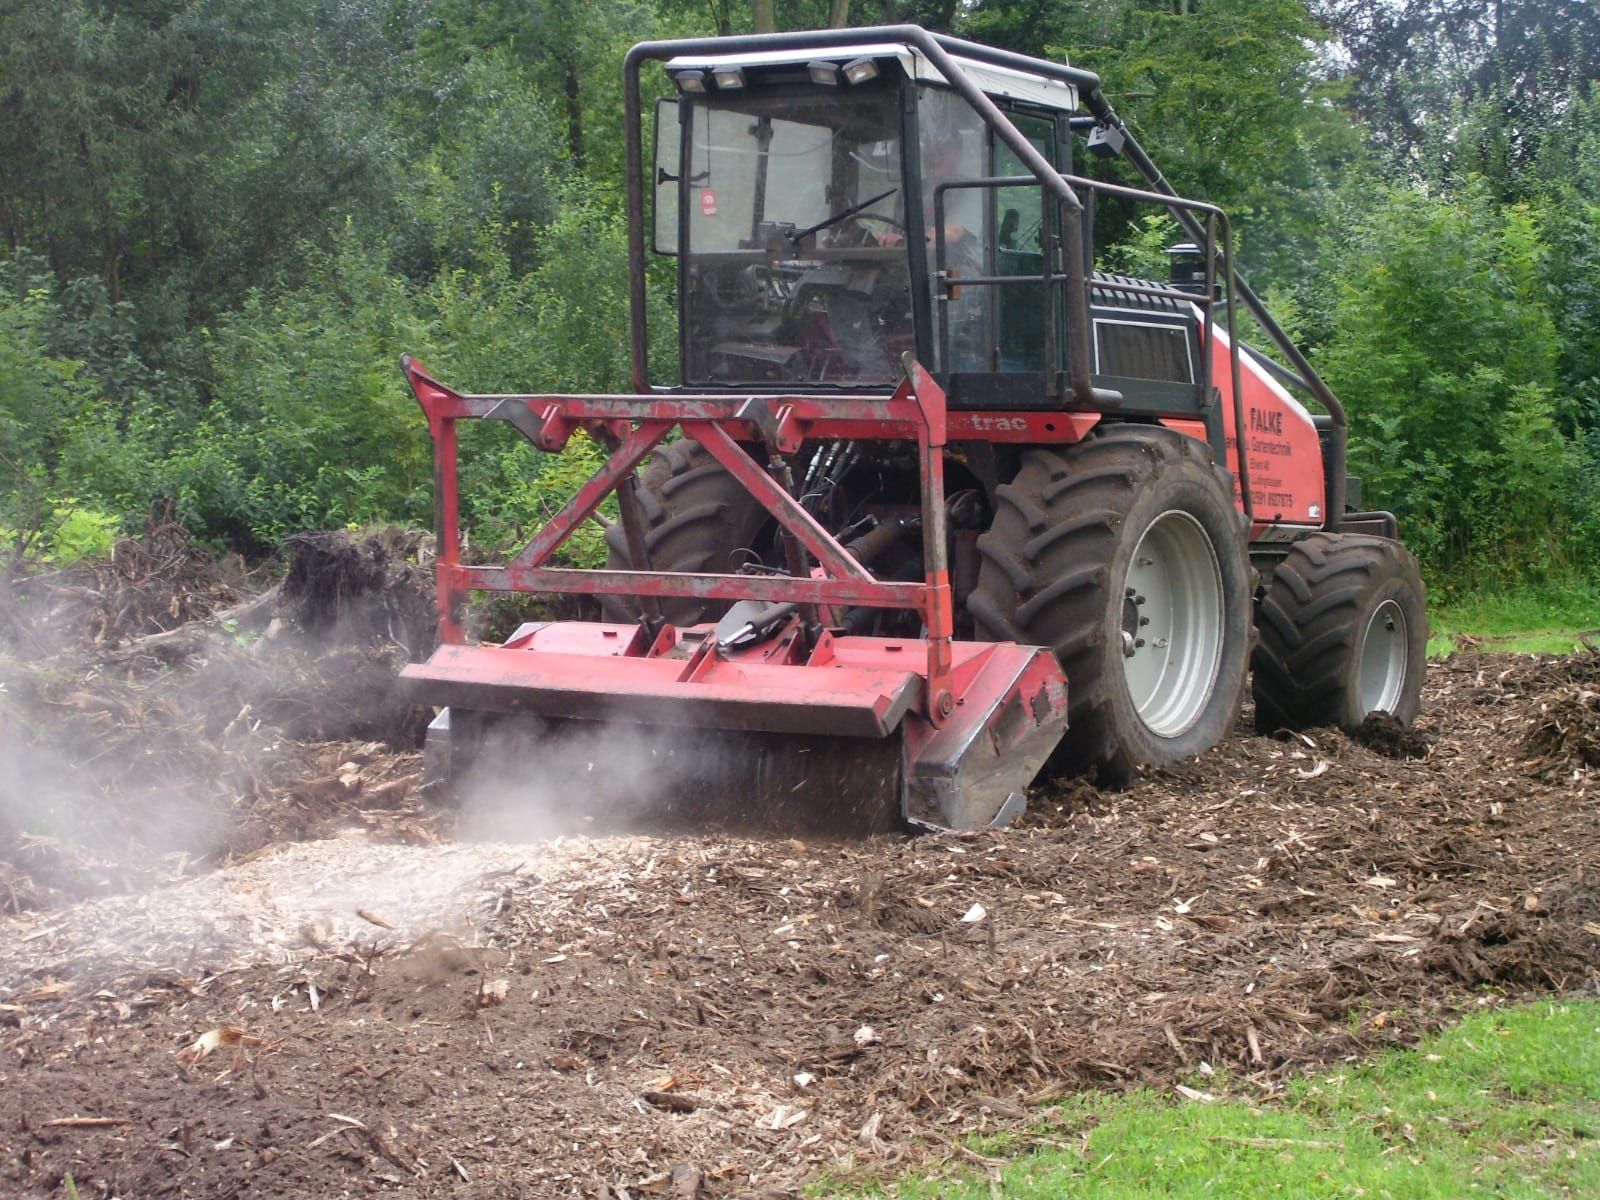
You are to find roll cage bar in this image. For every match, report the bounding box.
[621,25,1348,525]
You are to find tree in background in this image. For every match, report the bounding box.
[0,256,118,559]
[1529,86,1600,436]
[961,0,1363,281]
[1317,0,1600,193]
[1315,183,1590,583]
[0,0,1595,593]
[0,1,417,344]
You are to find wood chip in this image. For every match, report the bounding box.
[175,1026,266,1065]
[643,1091,698,1114]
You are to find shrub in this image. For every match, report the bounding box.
[1316,183,1588,586]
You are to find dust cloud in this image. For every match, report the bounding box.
[0,528,435,912]
[452,717,702,842]
[0,675,232,899]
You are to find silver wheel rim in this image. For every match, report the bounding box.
[1120,510,1225,738]
[1358,598,1408,714]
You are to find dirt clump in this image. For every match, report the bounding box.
[1353,710,1432,758]
[1522,688,1600,775]
[280,528,437,654]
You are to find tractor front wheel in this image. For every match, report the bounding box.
[601,439,768,625]
[969,425,1253,785]
[1251,532,1427,733]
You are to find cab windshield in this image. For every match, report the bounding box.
[681,87,913,385]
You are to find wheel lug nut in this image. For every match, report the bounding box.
[1134,638,1146,648]
[1138,616,1150,627]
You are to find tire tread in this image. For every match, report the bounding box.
[971,425,1251,782]
[1250,531,1426,732]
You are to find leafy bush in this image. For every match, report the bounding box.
[1316,183,1588,587]
[116,182,639,556]
[0,503,121,565]
[0,257,130,558]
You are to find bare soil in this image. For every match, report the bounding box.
[1,540,1597,1198]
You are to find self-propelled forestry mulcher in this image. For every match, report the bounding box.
[398,25,1426,832]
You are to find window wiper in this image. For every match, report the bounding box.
[787,188,898,245]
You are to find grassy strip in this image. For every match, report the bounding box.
[1426,584,1600,657]
[825,1001,1600,1198]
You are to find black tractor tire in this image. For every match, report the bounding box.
[601,439,768,625]
[1251,532,1427,733]
[969,425,1253,785]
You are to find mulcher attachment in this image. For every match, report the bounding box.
[398,355,1067,832]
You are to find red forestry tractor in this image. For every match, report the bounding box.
[398,26,1427,831]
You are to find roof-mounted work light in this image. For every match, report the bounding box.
[673,70,707,94]
[711,66,746,89]
[808,60,840,86]
[1087,122,1126,158]
[842,57,880,85]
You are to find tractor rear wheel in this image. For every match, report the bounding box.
[969,425,1253,785]
[1251,532,1426,733]
[602,439,768,625]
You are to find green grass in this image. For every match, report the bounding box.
[1426,583,1600,657]
[823,1001,1600,1199]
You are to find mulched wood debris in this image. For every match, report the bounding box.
[0,650,1595,1198]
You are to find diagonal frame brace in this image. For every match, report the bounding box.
[510,419,673,570]
[687,421,877,583]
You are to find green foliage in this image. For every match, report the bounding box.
[399,49,568,278]
[1321,0,1600,190]
[0,0,421,344]
[1316,182,1591,585]
[21,170,643,554]
[971,0,1360,280]
[471,431,614,568]
[0,504,121,566]
[177,235,429,546]
[1097,212,1178,280]
[0,256,129,556]
[1530,87,1600,435]
[1426,580,1600,656]
[1076,0,1328,208]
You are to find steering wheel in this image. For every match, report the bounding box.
[820,211,907,250]
[853,212,905,231]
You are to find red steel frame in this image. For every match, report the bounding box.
[401,355,1074,729]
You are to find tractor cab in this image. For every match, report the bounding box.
[653,45,1079,389]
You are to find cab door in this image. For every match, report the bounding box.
[991,109,1059,374]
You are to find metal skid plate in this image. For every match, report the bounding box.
[428,706,906,837]
[902,643,1068,830]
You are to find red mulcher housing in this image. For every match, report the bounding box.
[399,26,1428,832]
[400,354,1067,830]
